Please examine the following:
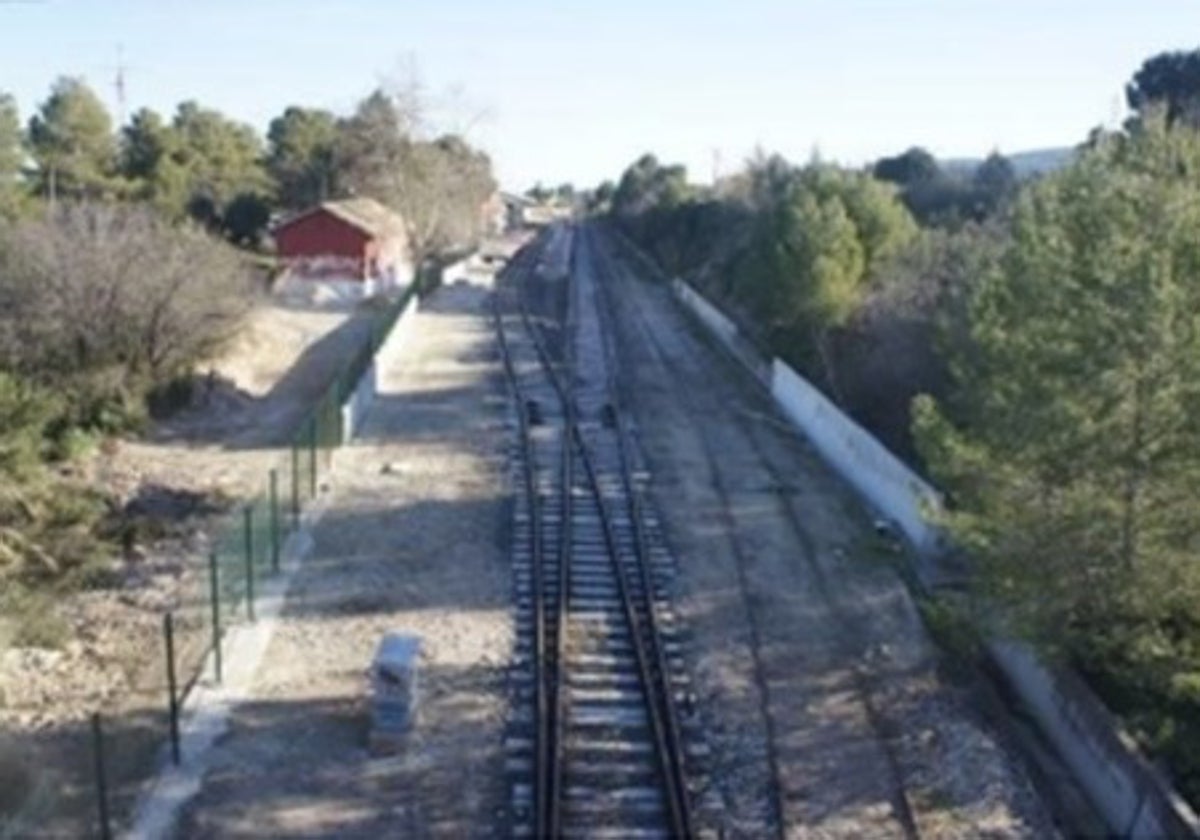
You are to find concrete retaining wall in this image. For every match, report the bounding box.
[374,291,420,371]
[770,358,945,558]
[670,279,774,385]
[671,278,943,556]
[988,641,1199,837]
[670,277,1200,837]
[672,278,739,352]
[340,291,421,444]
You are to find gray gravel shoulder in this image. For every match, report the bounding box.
[175,284,514,839]
[598,235,1055,839]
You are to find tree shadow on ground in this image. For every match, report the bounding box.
[150,309,375,450]
[1,701,168,840]
[268,496,512,620]
[174,668,509,838]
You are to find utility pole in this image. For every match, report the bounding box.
[114,44,128,127]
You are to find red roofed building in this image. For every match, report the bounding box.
[273,198,412,296]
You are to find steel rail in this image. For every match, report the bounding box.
[491,243,557,838]
[515,231,694,838]
[582,224,696,836]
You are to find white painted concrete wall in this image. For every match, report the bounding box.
[988,641,1198,838]
[672,279,738,351]
[770,359,945,557]
[671,279,773,384]
[340,292,420,444]
[671,278,942,553]
[340,362,376,444]
[670,277,1200,838]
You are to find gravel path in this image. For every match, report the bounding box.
[175,284,513,838]
[593,228,1056,839]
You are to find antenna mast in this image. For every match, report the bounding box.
[114,44,127,126]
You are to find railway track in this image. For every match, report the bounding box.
[498,228,702,838]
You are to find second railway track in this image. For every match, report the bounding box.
[498,226,707,838]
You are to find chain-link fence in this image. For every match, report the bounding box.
[1,275,427,839]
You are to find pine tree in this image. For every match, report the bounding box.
[914,115,1200,644]
[27,77,117,200]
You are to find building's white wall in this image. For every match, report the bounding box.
[375,236,414,292]
[276,273,375,307]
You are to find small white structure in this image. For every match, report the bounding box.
[368,632,421,755]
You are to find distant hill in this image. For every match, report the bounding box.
[942,146,1076,179]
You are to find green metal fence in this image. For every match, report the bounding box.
[1,276,427,839]
[201,277,423,685]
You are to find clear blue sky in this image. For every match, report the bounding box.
[1,1,1197,190]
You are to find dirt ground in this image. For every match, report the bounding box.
[591,228,1057,839]
[175,282,514,838]
[0,297,376,838]
[114,299,377,502]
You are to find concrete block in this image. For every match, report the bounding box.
[368,632,420,755]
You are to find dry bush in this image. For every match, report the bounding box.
[0,202,255,423]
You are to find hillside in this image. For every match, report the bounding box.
[943,145,1076,178]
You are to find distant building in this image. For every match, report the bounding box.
[500,191,537,230]
[499,191,572,229]
[272,198,412,298]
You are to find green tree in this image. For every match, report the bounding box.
[120,107,189,214]
[27,77,116,200]
[554,182,575,204]
[1127,49,1200,127]
[221,192,272,246]
[266,105,337,210]
[611,154,689,220]
[914,118,1200,642]
[755,188,866,397]
[170,101,269,221]
[334,89,410,200]
[873,147,940,187]
[0,93,27,219]
[806,165,917,274]
[526,182,552,203]
[587,180,615,213]
[334,90,495,260]
[972,151,1017,216]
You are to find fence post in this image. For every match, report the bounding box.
[291,442,301,527]
[163,612,180,765]
[91,713,112,840]
[243,506,256,622]
[335,374,346,449]
[208,552,222,684]
[308,416,317,498]
[269,468,280,573]
[325,387,336,471]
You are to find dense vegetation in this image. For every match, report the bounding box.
[0,76,496,639]
[3,76,497,257]
[605,50,1200,808]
